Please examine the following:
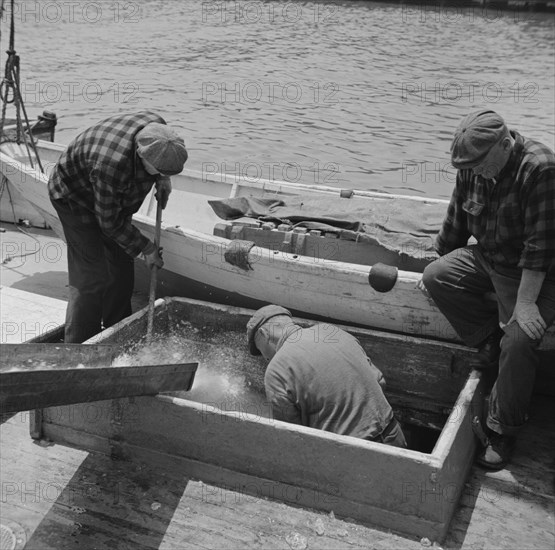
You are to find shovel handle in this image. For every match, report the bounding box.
[146,199,163,342]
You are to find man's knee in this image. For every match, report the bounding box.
[422,259,447,292]
[501,322,540,354]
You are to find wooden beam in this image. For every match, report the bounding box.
[0,360,198,414]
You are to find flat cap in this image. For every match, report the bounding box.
[136,123,188,176]
[450,110,508,170]
[246,305,292,355]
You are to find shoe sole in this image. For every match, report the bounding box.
[476,456,508,471]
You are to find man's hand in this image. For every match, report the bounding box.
[155,176,172,210]
[507,269,548,340]
[142,243,164,270]
[508,301,546,340]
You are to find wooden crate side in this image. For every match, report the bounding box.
[40,395,451,540]
[431,371,486,540]
[35,298,481,541]
[40,419,446,541]
[85,298,170,345]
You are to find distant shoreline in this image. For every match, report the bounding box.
[365,0,555,13]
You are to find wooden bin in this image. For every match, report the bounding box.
[31,297,485,542]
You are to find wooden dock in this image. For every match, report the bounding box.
[0,226,553,549]
[1,393,552,549]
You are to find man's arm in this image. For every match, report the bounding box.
[91,168,152,257]
[435,172,472,257]
[418,173,471,296]
[508,269,547,340]
[511,166,555,339]
[264,367,302,424]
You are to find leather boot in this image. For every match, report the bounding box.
[476,430,516,470]
[471,327,503,370]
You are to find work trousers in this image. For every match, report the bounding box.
[51,198,135,343]
[367,417,407,448]
[422,245,555,436]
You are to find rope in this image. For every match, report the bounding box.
[0,0,44,172]
[0,174,43,266]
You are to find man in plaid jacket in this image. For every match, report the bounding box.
[421,110,555,470]
[48,111,188,343]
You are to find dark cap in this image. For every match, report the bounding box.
[246,305,292,355]
[136,123,188,176]
[450,110,508,170]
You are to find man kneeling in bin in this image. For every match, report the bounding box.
[247,305,406,447]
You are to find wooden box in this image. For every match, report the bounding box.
[32,297,485,542]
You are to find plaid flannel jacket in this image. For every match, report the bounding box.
[48,111,166,257]
[436,131,555,274]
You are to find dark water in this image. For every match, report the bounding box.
[2,0,554,198]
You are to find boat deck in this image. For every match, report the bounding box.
[1,225,553,549]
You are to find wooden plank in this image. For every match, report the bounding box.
[1,413,425,550]
[29,408,43,439]
[0,361,198,414]
[428,371,486,540]
[444,394,555,549]
[39,381,471,541]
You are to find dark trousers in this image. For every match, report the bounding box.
[422,245,555,436]
[52,198,135,343]
[367,417,407,448]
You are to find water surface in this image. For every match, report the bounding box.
[3,0,554,198]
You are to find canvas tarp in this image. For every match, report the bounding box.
[208,195,447,260]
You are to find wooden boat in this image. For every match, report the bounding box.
[32,295,487,542]
[2,139,555,355]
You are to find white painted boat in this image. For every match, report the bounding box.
[2,139,554,352]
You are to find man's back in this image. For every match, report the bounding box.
[264,325,394,440]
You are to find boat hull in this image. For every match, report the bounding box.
[2,141,555,357]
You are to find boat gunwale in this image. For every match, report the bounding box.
[32,139,450,204]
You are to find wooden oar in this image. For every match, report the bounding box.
[146,199,163,343]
